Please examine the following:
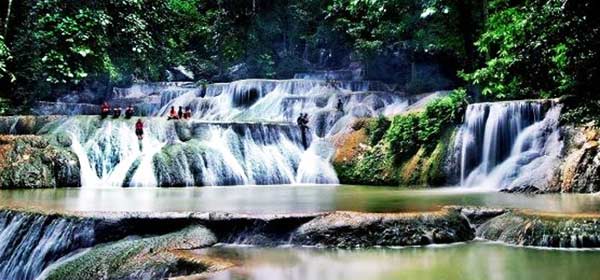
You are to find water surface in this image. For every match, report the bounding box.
[202,242,600,280]
[2,185,600,214]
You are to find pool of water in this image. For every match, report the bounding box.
[202,242,600,280]
[1,185,600,214]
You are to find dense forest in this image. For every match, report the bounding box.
[0,0,598,121]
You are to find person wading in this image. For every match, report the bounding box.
[135,119,144,150]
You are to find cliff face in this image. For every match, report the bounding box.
[555,126,600,193]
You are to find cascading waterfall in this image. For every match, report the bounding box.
[0,211,95,280]
[49,76,414,188]
[455,100,563,189]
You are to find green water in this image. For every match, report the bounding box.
[202,242,600,280]
[1,185,600,214]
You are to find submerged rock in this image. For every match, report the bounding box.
[290,208,474,248]
[43,226,218,280]
[477,211,600,248]
[499,185,544,194]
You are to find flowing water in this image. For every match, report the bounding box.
[46,77,420,188]
[454,100,562,189]
[0,211,95,280]
[201,242,600,280]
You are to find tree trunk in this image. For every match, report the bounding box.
[456,0,476,71]
[3,0,13,37]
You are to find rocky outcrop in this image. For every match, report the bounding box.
[0,115,65,135]
[477,211,600,248]
[332,118,456,186]
[557,126,600,193]
[43,226,219,280]
[291,208,474,248]
[0,135,80,188]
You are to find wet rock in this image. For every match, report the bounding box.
[167,66,195,81]
[499,185,544,194]
[477,211,600,248]
[290,208,474,248]
[175,121,193,142]
[44,226,218,280]
[0,135,80,188]
[460,207,506,227]
[558,127,600,193]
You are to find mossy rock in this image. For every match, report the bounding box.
[478,211,600,248]
[44,226,219,280]
[0,135,80,188]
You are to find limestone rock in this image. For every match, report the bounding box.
[290,208,474,248]
[44,226,218,280]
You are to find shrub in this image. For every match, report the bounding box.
[365,115,391,145]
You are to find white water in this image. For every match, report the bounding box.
[456,101,563,189]
[0,211,95,280]
[51,77,414,188]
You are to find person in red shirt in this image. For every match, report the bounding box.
[100,102,110,119]
[135,119,144,140]
[167,106,179,120]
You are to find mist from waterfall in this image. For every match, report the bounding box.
[455,101,563,190]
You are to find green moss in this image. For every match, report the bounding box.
[45,226,217,280]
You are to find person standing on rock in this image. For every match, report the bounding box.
[297,113,310,149]
[135,119,144,141]
[336,98,344,113]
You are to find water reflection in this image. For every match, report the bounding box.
[1,185,600,214]
[203,242,600,280]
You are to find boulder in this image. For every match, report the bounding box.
[167,66,195,81]
[290,208,474,248]
[43,226,220,280]
[0,135,80,188]
[477,211,600,248]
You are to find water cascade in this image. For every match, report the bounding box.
[47,76,418,187]
[455,100,562,189]
[0,211,95,280]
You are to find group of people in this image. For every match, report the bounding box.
[100,102,135,119]
[167,106,193,120]
[100,102,144,140]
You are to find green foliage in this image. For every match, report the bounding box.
[365,115,391,145]
[385,89,466,161]
[464,0,598,101]
[385,113,420,161]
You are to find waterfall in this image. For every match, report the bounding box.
[455,100,562,189]
[0,211,95,280]
[31,75,417,188]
